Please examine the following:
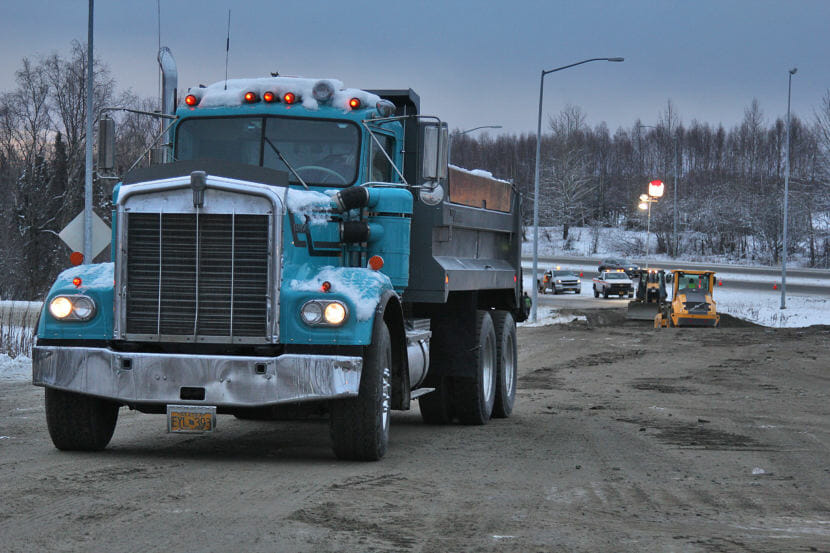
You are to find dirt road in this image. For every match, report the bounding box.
[1,311,829,552]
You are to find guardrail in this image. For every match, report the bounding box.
[0,301,41,358]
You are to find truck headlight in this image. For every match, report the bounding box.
[324,302,347,325]
[49,295,97,321]
[300,300,348,327]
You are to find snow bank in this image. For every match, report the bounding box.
[718,292,830,328]
[0,354,30,381]
[518,307,587,328]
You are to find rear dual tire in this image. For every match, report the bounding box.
[420,309,516,425]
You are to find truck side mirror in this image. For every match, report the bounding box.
[421,124,448,180]
[97,115,115,173]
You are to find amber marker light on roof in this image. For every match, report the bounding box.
[263,91,275,103]
[283,92,296,104]
[348,97,361,109]
[243,91,259,103]
[184,94,199,106]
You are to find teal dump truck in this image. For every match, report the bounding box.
[32,57,524,460]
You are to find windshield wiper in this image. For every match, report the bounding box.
[263,136,309,190]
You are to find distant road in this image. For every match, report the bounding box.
[523,255,830,296]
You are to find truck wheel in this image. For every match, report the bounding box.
[451,310,497,425]
[329,320,391,461]
[603,289,609,299]
[491,311,517,419]
[418,377,454,424]
[593,287,599,298]
[45,388,119,451]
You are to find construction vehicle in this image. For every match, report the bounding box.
[626,268,667,320]
[654,270,720,328]
[32,50,524,461]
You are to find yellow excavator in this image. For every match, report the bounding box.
[654,270,720,328]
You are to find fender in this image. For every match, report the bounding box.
[38,263,115,341]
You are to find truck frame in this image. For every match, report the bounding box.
[32,55,524,460]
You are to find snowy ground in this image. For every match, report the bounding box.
[518,272,830,329]
[524,224,825,269]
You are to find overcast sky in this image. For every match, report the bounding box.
[1,0,827,136]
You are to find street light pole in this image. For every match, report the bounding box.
[531,57,624,322]
[448,125,502,166]
[84,0,94,264]
[673,134,678,257]
[781,67,797,310]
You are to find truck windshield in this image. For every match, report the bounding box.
[175,116,360,187]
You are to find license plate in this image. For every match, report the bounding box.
[167,405,216,433]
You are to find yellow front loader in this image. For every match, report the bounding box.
[654,270,720,328]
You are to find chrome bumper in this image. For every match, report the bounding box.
[32,345,362,407]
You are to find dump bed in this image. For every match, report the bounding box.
[405,162,522,305]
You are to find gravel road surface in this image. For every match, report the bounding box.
[1,311,828,552]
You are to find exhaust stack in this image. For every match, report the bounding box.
[157,47,178,161]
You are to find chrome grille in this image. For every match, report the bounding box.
[125,213,269,339]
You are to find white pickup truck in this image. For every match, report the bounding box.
[592,271,634,298]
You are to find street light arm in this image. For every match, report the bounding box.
[530,55,624,322]
[542,57,624,76]
[458,125,502,135]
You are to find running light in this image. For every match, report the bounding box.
[72,277,82,288]
[348,97,361,109]
[321,281,332,292]
[243,91,259,103]
[263,91,276,103]
[368,255,384,270]
[283,92,296,104]
[184,94,199,106]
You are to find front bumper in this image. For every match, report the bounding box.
[554,283,580,292]
[32,345,362,408]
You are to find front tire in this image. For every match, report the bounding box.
[330,320,392,461]
[491,311,517,419]
[45,388,119,451]
[451,311,497,425]
[593,287,599,298]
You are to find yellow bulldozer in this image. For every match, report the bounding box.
[654,270,720,328]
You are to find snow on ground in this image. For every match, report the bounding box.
[0,354,31,381]
[519,273,830,329]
